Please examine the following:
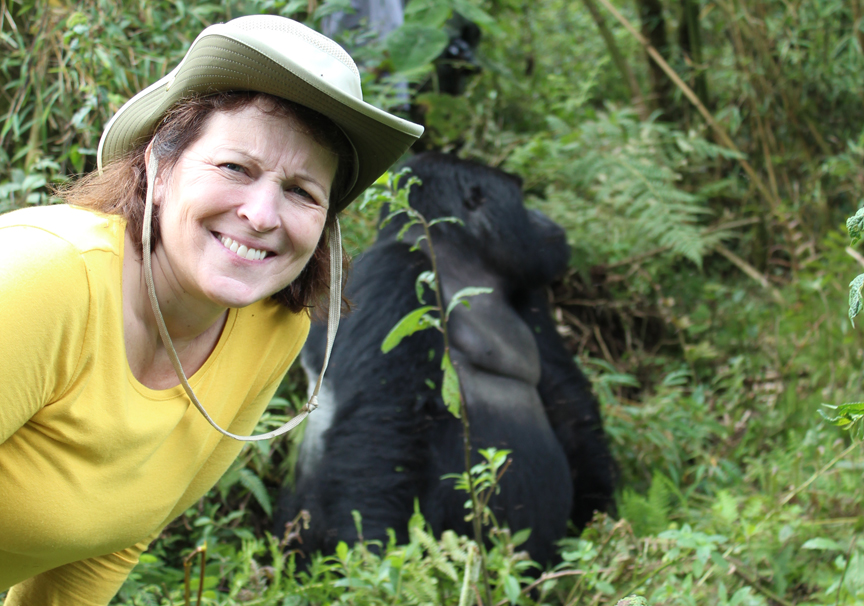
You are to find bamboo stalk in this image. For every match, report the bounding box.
[715,244,783,304]
[854,0,864,55]
[846,246,864,268]
[580,0,647,118]
[594,0,781,215]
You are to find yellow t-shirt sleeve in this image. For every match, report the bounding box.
[0,225,90,444]
[3,538,152,606]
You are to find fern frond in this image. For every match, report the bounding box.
[508,106,735,269]
[410,524,460,582]
[238,468,272,517]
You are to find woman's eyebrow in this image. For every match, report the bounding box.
[212,144,330,195]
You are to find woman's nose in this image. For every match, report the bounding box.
[237,183,281,232]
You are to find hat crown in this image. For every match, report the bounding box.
[230,15,360,78]
[213,15,363,100]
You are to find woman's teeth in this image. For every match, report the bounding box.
[218,235,267,261]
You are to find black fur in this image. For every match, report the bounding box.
[275,153,616,566]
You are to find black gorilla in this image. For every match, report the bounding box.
[275,153,616,566]
[431,14,482,96]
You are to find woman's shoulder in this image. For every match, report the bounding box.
[0,204,124,256]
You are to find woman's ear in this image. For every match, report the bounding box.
[144,140,165,206]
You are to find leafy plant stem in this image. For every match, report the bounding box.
[182,544,206,606]
[478,456,512,514]
[579,0,645,117]
[724,556,794,606]
[835,535,857,606]
[494,571,586,606]
[615,555,685,602]
[777,441,859,510]
[564,519,628,605]
[420,216,494,606]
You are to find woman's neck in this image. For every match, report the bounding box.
[123,227,228,389]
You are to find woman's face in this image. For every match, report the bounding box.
[151,102,337,310]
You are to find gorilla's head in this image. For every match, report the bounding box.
[381,153,569,289]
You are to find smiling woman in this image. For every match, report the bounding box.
[0,15,421,605]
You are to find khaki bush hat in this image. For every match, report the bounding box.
[97,14,423,211]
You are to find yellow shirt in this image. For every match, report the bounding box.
[0,205,309,604]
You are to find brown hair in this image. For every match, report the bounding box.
[61,91,353,315]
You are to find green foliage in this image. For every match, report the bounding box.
[847,207,864,325]
[444,448,512,525]
[386,23,449,73]
[440,351,462,418]
[5,0,864,604]
[381,305,438,353]
[506,108,740,271]
[618,472,675,537]
[111,507,541,605]
[820,401,864,440]
[445,287,494,320]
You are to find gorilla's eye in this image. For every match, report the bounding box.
[465,185,485,211]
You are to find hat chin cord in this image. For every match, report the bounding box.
[142,151,341,441]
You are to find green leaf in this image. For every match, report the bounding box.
[837,401,864,414]
[848,207,864,246]
[503,574,521,604]
[381,306,437,353]
[802,537,844,551]
[404,0,451,27]
[849,273,864,326]
[441,352,461,418]
[710,551,730,571]
[238,468,272,517]
[386,24,449,73]
[511,527,532,547]
[336,541,349,562]
[427,216,464,227]
[450,0,498,31]
[445,286,493,319]
[416,271,437,303]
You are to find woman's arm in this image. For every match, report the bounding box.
[0,225,91,444]
[2,538,153,606]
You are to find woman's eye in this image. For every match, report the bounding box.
[288,186,314,200]
[222,163,246,174]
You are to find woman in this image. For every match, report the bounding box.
[0,15,422,604]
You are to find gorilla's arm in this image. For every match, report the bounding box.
[279,242,445,553]
[514,288,617,527]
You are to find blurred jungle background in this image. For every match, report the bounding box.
[2,0,864,603]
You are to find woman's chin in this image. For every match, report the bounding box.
[201,280,277,310]
[205,279,290,308]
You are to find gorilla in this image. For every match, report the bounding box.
[275,153,616,566]
[430,14,482,96]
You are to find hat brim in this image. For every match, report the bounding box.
[98,28,423,212]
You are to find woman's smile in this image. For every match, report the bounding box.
[214,232,272,261]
